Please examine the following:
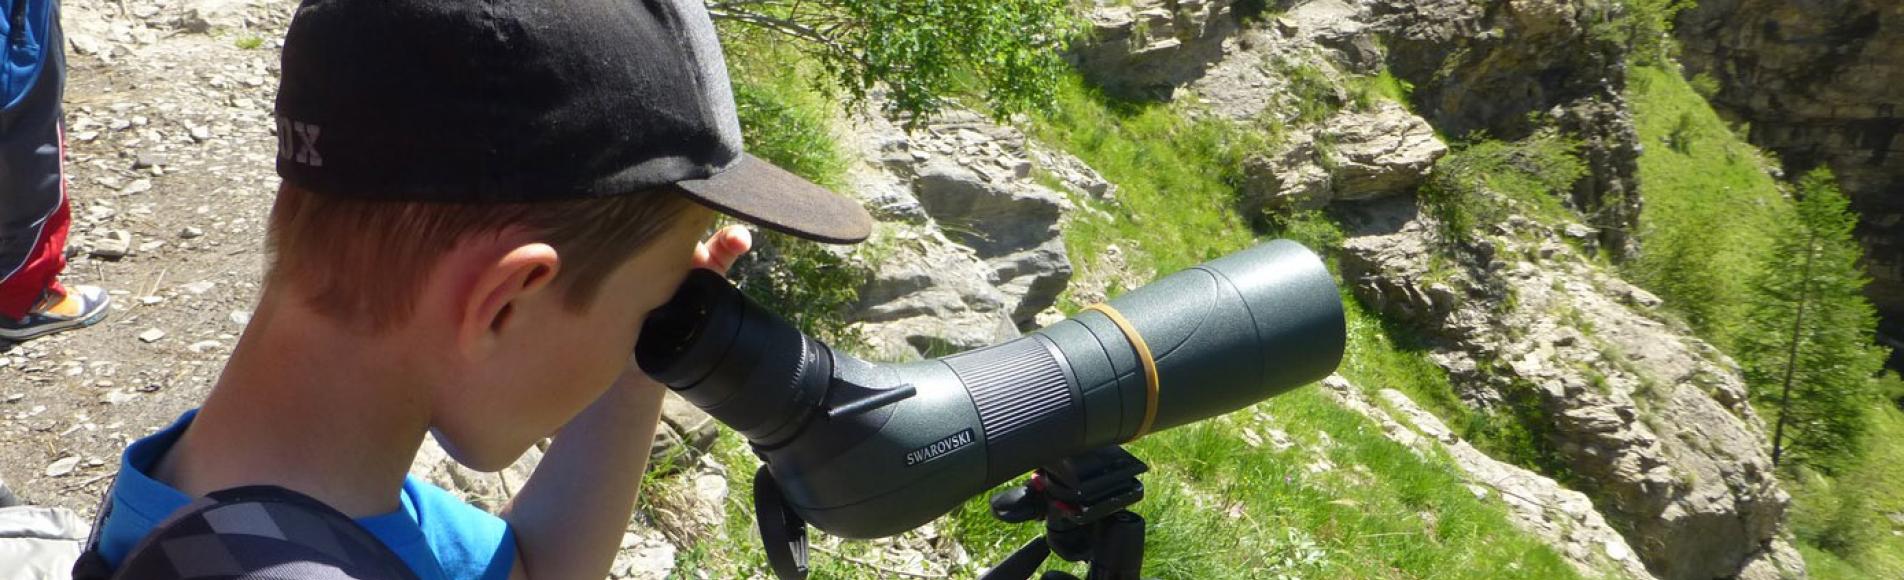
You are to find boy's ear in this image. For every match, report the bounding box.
[459,242,561,352]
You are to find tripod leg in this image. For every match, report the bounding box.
[980,536,1053,580]
[1084,511,1145,580]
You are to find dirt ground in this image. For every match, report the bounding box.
[2,0,294,516]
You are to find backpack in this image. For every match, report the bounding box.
[72,484,420,580]
[0,503,86,580]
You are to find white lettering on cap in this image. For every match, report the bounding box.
[276,116,324,167]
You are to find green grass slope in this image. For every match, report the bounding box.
[947,387,1577,579]
[1624,66,1789,348]
[1789,404,1904,579]
[1625,64,1904,580]
[1028,77,1262,283]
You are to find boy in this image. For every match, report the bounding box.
[91,0,872,578]
[2,0,112,341]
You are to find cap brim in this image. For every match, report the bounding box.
[675,154,873,244]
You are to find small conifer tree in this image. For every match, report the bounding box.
[1736,167,1888,472]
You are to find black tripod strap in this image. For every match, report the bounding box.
[754,467,810,580]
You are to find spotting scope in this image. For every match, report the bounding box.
[635,240,1345,539]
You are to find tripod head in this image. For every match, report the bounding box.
[983,446,1152,580]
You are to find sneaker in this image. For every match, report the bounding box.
[0,285,112,342]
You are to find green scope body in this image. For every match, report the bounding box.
[635,240,1345,538]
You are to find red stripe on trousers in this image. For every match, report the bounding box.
[0,124,69,320]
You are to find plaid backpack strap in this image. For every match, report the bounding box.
[103,485,421,580]
[70,473,119,580]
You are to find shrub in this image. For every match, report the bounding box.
[1418,132,1587,245]
[1632,206,1728,331]
[1791,469,1886,560]
[1594,0,1694,67]
[731,231,869,349]
[1462,382,1575,482]
[1689,73,1722,100]
[1667,111,1698,154]
[1881,372,1904,411]
[1350,69,1414,112]
[1281,61,1344,124]
[1265,210,1345,259]
[711,0,1077,122]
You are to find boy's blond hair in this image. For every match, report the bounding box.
[266,183,697,333]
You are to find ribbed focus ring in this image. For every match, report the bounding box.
[944,338,1071,443]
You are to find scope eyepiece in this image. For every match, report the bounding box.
[636,269,735,385]
[637,269,832,447]
[635,274,719,372]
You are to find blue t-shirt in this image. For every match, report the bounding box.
[3,0,56,109]
[97,410,517,580]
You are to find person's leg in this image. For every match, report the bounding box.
[0,0,107,340]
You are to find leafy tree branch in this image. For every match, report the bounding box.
[709,0,1078,124]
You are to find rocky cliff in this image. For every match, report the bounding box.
[1070,0,1646,252]
[1068,0,1243,100]
[1049,1,1803,577]
[1374,0,1644,258]
[837,108,1085,360]
[1674,0,1904,364]
[1338,197,1804,579]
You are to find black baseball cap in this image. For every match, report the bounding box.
[272,0,872,244]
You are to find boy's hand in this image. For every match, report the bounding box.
[691,224,753,276]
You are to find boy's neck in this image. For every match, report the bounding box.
[152,293,434,518]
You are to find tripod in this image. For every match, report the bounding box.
[979,445,1151,580]
[751,445,1153,580]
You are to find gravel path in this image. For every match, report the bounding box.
[1,0,292,515]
